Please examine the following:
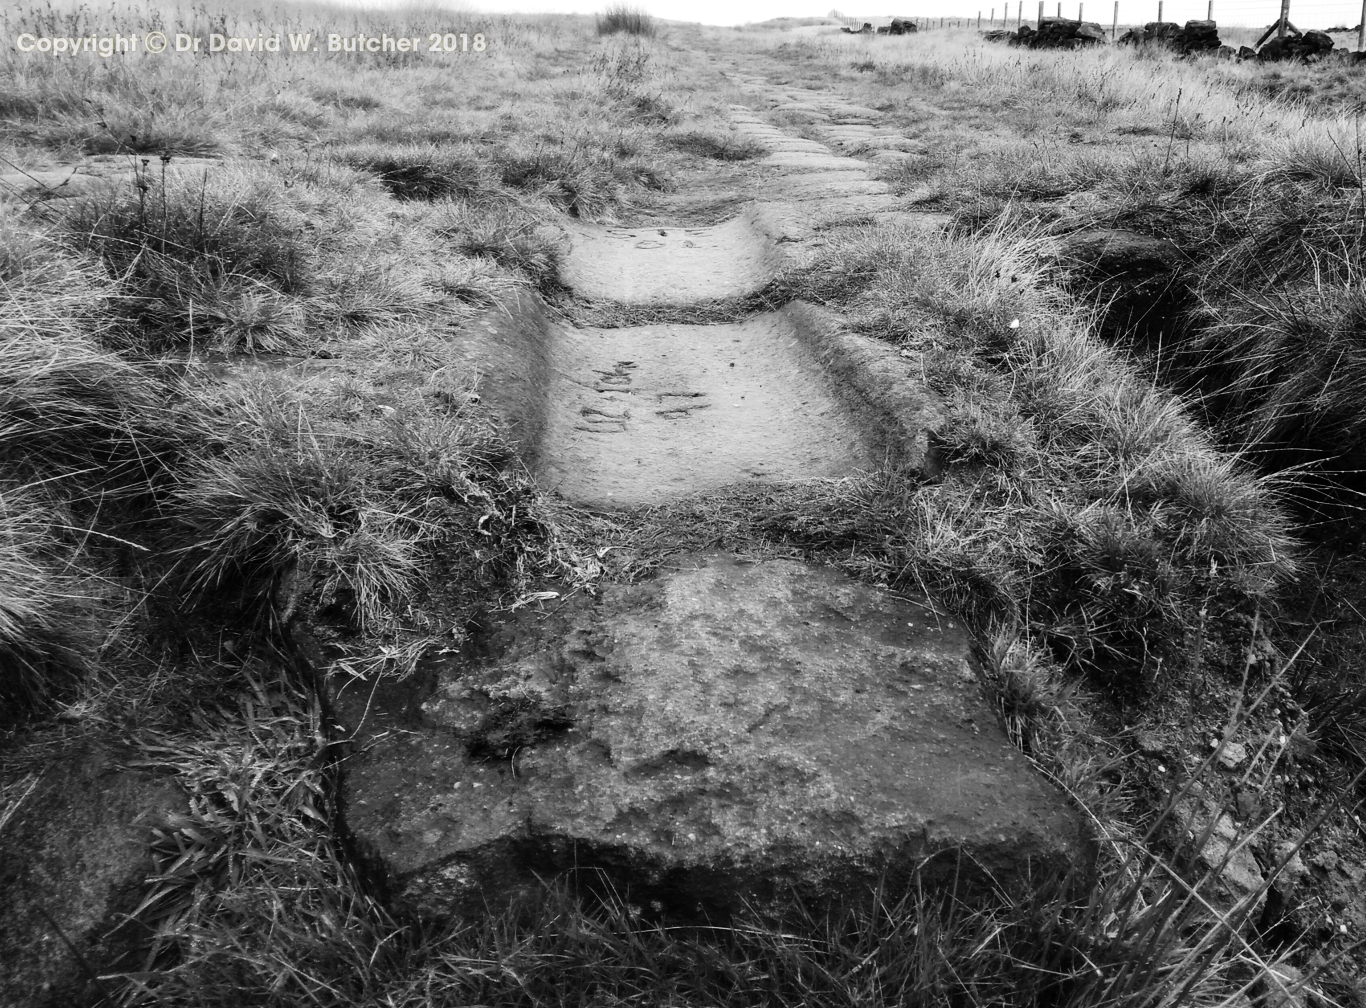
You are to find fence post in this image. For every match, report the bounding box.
[977,10,982,27]
[1079,3,1083,19]
[1057,2,1062,14]
[1112,0,1118,35]
[1277,0,1289,37]
[1157,0,1163,21]
[1206,0,1213,17]
[1018,2,1023,25]
[1359,0,1365,50]
[1038,0,1044,24]
[991,7,996,24]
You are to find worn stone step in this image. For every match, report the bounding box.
[560,212,786,305]
[337,554,1089,921]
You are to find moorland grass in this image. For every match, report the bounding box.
[793,218,1295,686]
[596,4,656,37]
[731,26,1366,515]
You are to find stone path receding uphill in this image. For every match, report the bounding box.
[336,71,1088,925]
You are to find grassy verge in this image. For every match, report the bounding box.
[716,26,1366,517]
[794,218,1295,690]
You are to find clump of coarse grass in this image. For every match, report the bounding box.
[310,85,384,111]
[115,660,401,1007]
[798,218,1296,688]
[0,208,202,719]
[433,201,561,290]
[664,129,766,161]
[170,370,549,664]
[1043,129,1366,514]
[333,142,493,201]
[596,4,656,37]
[494,139,665,217]
[0,312,186,498]
[56,161,317,352]
[0,485,93,720]
[0,304,198,717]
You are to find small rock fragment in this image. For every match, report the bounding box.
[1217,740,1249,770]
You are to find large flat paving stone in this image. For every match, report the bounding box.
[769,173,889,199]
[760,151,870,172]
[561,213,785,305]
[763,138,833,153]
[536,307,876,507]
[0,742,184,1008]
[337,555,1090,922]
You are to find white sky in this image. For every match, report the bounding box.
[454,0,1360,29]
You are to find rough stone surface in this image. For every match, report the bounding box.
[337,555,1090,921]
[1118,19,1222,51]
[1177,19,1221,51]
[536,306,879,507]
[1216,739,1249,770]
[562,212,786,305]
[1171,785,1266,928]
[450,289,557,457]
[770,173,889,200]
[1055,228,1182,279]
[1011,17,1107,47]
[760,151,869,172]
[0,741,182,1008]
[0,157,224,205]
[763,138,834,154]
[1258,30,1334,61]
[1255,963,1313,1008]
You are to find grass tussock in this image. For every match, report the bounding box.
[665,128,768,160]
[172,361,557,672]
[596,4,656,37]
[0,253,194,716]
[801,219,1296,686]
[56,162,317,353]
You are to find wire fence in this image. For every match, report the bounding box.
[829,0,1365,32]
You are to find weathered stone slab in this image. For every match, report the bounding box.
[561,212,786,305]
[763,138,834,153]
[338,555,1089,922]
[0,741,182,1008]
[534,308,877,507]
[769,173,888,199]
[760,151,869,172]
[835,105,884,119]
